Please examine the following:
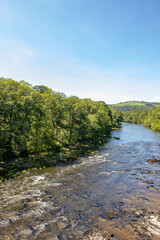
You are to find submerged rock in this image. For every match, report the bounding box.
[57,221,69,230]
[38,232,59,240]
[105,211,118,220]
[120,210,127,215]
[83,227,118,240]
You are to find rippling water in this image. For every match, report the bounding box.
[0,123,160,240]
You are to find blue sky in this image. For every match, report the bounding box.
[1,0,160,103]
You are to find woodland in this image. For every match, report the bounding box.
[1,77,160,181]
[0,77,122,180]
[123,107,160,132]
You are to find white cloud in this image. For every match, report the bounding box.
[151,97,160,102]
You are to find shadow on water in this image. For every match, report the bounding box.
[0,123,160,239]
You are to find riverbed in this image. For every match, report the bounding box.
[0,123,160,239]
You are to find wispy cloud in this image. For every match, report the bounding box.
[23,48,35,57]
[151,97,160,102]
[0,50,160,104]
[0,37,160,104]
[0,38,36,66]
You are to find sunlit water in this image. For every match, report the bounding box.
[0,123,160,239]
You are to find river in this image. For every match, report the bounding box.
[0,123,160,240]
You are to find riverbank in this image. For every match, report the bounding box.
[123,106,160,133]
[0,123,160,239]
[0,134,114,182]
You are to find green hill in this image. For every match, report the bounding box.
[110,101,160,112]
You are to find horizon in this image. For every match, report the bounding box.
[2,76,160,105]
[1,0,160,104]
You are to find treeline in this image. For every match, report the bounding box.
[123,106,160,132]
[110,101,160,112]
[0,78,122,169]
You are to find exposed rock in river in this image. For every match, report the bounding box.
[83,227,119,240]
[143,180,154,184]
[147,158,160,164]
[131,215,160,238]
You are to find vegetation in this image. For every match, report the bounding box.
[123,106,160,132]
[110,101,160,112]
[113,137,120,140]
[0,77,122,180]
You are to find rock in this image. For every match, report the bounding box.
[83,227,119,240]
[113,137,120,140]
[131,215,160,238]
[143,181,154,184]
[118,201,124,206]
[148,170,158,174]
[136,177,143,180]
[57,221,70,230]
[139,169,158,174]
[98,217,107,223]
[132,210,144,218]
[141,209,153,214]
[105,211,117,219]
[121,210,127,215]
[38,232,59,239]
[3,234,14,240]
[147,159,160,164]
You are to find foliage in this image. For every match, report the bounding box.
[0,77,122,180]
[123,106,160,132]
[110,108,123,126]
[110,101,160,112]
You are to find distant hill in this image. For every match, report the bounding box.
[110,101,160,112]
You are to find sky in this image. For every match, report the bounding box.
[0,0,160,104]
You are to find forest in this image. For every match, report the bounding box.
[110,101,160,112]
[0,77,122,180]
[123,106,160,132]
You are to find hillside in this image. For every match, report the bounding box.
[123,106,160,132]
[110,101,160,112]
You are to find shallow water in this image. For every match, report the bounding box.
[0,123,160,239]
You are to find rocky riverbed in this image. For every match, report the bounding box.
[0,123,160,240]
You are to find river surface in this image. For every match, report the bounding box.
[0,123,160,240]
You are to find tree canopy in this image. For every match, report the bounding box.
[123,106,160,132]
[110,101,160,112]
[0,77,122,166]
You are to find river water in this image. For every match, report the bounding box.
[0,123,160,240]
